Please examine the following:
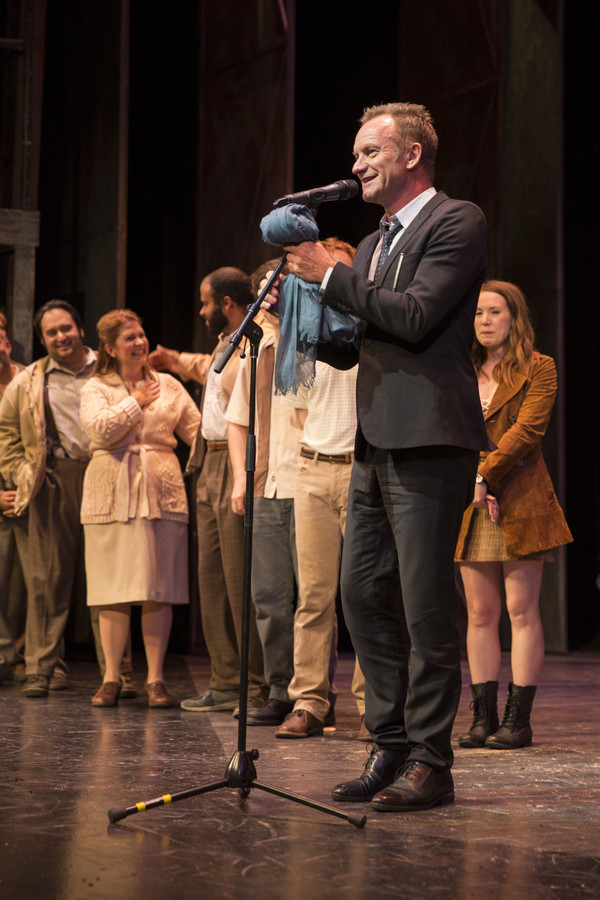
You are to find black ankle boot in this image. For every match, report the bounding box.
[458,681,499,748]
[485,683,537,749]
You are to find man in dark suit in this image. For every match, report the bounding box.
[282,102,488,811]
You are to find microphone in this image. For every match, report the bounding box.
[273,179,359,208]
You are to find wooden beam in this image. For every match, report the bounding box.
[0,209,40,247]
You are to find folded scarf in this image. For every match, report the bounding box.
[260,204,359,394]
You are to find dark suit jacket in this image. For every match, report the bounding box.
[322,191,488,452]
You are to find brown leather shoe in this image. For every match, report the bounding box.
[145,681,174,708]
[274,709,324,738]
[92,681,122,708]
[22,674,50,698]
[371,761,454,812]
[357,714,371,742]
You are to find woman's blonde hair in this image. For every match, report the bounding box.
[472,280,536,386]
[93,309,152,379]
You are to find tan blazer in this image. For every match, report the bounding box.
[455,352,572,557]
[0,357,54,515]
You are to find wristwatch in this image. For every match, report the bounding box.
[475,474,488,487]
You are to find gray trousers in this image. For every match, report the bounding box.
[251,497,297,702]
[25,458,90,676]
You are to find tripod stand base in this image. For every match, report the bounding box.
[108,749,366,828]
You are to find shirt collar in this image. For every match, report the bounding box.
[384,186,437,232]
[46,346,96,376]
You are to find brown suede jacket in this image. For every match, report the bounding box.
[455,352,573,558]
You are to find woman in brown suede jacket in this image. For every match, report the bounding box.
[455,280,572,750]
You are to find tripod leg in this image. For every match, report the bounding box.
[108,779,229,823]
[252,781,367,829]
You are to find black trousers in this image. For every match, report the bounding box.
[340,445,478,771]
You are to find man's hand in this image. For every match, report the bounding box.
[0,489,17,517]
[231,473,246,516]
[148,344,180,372]
[259,271,283,313]
[283,241,337,284]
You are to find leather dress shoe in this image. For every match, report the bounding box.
[49,670,69,691]
[247,698,293,726]
[331,744,407,802]
[371,760,454,812]
[145,681,174,708]
[92,681,122,707]
[275,709,324,738]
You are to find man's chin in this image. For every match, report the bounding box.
[52,346,82,365]
[361,186,379,204]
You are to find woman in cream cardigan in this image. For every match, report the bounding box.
[80,310,200,708]
[455,281,572,749]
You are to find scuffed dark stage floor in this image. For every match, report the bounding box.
[1,653,599,899]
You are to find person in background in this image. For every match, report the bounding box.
[149,268,267,715]
[80,309,200,708]
[273,238,366,740]
[0,300,97,698]
[226,269,303,728]
[0,316,27,684]
[455,280,572,749]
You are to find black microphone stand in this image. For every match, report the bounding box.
[107,254,366,830]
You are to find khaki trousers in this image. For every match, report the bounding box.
[288,454,364,721]
[196,449,266,696]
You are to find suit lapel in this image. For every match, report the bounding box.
[355,232,379,277]
[379,191,449,280]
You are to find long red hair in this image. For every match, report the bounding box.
[472,280,536,386]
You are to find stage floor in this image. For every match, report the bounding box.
[1,652,599,899]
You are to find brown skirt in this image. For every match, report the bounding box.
[457,508,554,563]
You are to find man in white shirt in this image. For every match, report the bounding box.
[272,239,366,739]
[226,306,303,726]
[149,268,267,712]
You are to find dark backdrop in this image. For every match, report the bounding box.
[33,0,600,652]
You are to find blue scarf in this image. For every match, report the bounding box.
[259,204,359,394]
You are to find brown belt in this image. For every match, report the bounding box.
[300,446,353,465]
[206,441,228,452]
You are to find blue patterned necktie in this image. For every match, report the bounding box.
[374,216,403,281]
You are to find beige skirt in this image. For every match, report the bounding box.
[85,517,189,606]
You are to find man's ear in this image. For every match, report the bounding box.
[405,142,423,170]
